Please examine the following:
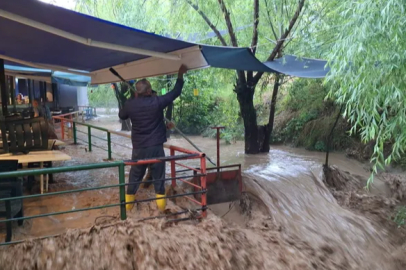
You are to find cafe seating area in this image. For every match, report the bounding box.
[0,114,71,242]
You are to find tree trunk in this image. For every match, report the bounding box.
[260,74,281,152]
[236,82,260,154]
[113,82,132,131]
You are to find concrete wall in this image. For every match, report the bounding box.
[76,86,88,106]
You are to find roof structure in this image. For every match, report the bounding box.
[0,0,329,85]
[4,62,90,86]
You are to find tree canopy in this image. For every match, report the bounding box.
[318,0,406,183]
[76,0,406,179]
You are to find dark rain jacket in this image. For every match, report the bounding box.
[118,79,184,149]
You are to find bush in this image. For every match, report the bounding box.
[88,84,117,108]
[281,111,319,145]
[314,141,326,152]
[393,207,406,227]
[287,79,329,113]
[272,79,353,151]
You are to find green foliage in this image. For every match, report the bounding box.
[174,84,216,134]
[287,79,329,112]
[317,0,406,185]
[272,78,352,151]
[314,141,326,152]
[74,0,406,166]
[281,111,318,144]
[392,154,406,171]
[278,79,330,143]
[87,84,117,108]
[393,207,406,228]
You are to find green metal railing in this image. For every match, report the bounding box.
[66,119,130,160]
[0,150,207,245]
[0,116,208,245]
[0,161,127,222]
[53,114,149,160]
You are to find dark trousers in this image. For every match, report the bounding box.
[127,144,165,195]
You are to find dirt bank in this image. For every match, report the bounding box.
[324,166,406,268]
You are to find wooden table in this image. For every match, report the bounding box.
[0,150,71,194]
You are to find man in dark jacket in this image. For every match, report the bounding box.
[142,90,175,190]
[119,64,187,211]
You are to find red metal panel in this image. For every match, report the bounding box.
[191,164,242,205]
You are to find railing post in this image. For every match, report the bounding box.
[61,119,65,140]
[211,126,225,172]
[87,126,92,152]
[200,156,207,218]
[170,148,176,187]
[73,122,77,144]
[118,163,127,220]
[107,132,112,160]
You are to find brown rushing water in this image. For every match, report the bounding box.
[1,114,400,268]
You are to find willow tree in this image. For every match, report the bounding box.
[158,0,316,153]
[314,0,406,184]
[76,0,322,154]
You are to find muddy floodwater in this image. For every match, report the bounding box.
[1,115,405,269]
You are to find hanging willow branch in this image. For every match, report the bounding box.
[253,0,306,85]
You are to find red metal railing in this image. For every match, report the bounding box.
[123,144,207,218]
[53,117,209,219]
[53,115,209,218]
[52,111,80,140]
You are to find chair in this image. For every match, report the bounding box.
[0,117,49,154]
[1,118,51,192]
[0,160,24,242]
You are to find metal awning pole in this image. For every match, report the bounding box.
[0,59,8,116]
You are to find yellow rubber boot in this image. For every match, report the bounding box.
[125,194,136,211]
[156,194,166,212]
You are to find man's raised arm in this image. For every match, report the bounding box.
[158,65,187,109]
